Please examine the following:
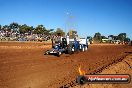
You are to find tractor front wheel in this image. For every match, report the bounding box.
[44,50,49,55]
[57,51,61,57]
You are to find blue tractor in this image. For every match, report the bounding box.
[44,36,88,57]
[44,37,69,57]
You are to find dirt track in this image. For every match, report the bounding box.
[0,42,132,88]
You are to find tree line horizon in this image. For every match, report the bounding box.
[0,22,131,42]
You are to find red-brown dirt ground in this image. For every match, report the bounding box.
[0,42,132,88]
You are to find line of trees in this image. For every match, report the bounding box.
[0,22,65,36]
[93,32,130,43]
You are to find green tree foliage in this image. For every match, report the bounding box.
[49,29,54,32]
[54,28,65,36]
[2,25,10,32]
[19,24,33,34]
[33,25,46,34]
[118,33,126,41]
[49,29,55,35]
[93,32,102,42]
[42,28,54,35]
[9,22,19,32]
[30,26,34,34]
[44,29,51,35]
[0,25,2,30]
[0,23,52,35]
